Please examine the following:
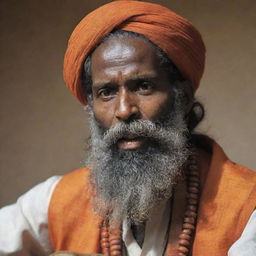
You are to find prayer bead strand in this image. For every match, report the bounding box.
[101,223,122,256]
[100,225,110,256]
[177,154,200,256]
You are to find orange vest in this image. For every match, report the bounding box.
[48,142,256,255]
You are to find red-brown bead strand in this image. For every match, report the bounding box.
[100,224,110,256]
[177,154,200,256]
[101,222,122,256]
[109,227,122,256]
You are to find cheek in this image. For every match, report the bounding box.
[92,100,115,129]
[139,92,174,121]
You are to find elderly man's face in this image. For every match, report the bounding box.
[90,36,174,150]
[87,36,190,223]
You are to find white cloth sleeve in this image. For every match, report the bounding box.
[228,209,256,256]
[0,176,61,256]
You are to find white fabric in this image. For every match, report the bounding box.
[122,200,171,256]
[0,176,61,255]
[0,176,255,255]
[228,210,256,256]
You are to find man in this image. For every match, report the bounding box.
[0,1,256,256]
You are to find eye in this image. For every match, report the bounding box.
[97,87,115,100]
[137,81,154,94]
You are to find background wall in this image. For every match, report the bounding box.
[1,0,255,207]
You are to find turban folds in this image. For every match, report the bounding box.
[64,1,206,105]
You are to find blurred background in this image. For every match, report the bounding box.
[1,0,255,207]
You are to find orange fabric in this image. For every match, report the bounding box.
[193,143,256,255]
[48,168,103,253]
[63,1,206,105]
[48,142,256,255]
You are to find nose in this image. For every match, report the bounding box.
[115,90,140,122]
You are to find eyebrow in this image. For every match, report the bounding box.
[129,73,158,82]
[93,72,158,90]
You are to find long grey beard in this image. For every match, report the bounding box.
[86,93,190,224]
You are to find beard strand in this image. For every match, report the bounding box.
[85,92,190,224]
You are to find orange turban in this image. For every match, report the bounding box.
[64,1,206,105]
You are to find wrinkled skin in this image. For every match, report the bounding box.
[90,36,180,150]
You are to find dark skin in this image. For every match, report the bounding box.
[90,36,193,150]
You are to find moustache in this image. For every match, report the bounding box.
[102,119,187,149]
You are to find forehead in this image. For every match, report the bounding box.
[90,36,162,81]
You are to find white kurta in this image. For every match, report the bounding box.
[0,177,255,256]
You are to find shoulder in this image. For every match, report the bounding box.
[0,175,62,220]
[199,136,256,182]
[47,166,99,250]
[207,140,256,194]
[58,166,91,183]
[48,166,93,218]
[51,166,92,200]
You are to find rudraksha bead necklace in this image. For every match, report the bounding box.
[100,154,200,256]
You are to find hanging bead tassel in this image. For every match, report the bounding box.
[109,226,122,256]
[100,224,110,256]
[101,221,122,256]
